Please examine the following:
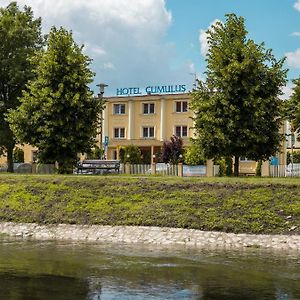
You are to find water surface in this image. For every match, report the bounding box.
[0,236,299,300]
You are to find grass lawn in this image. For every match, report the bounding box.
[0,174,299,235]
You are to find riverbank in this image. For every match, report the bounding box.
[1,222,300,250]
[0,174,299,235]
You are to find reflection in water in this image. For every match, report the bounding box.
[0,273,89,300]
[0,237,299,300]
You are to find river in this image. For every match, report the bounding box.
[0,236,299,300]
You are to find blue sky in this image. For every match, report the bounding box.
[165,0,300,96]
[1,0,300,97]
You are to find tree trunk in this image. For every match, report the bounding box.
[234,156,239,177]
[6,147,14,173]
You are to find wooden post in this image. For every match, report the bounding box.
[261,161,270,177]
[178,162,183,177]
[151,163,156,175]
[206,159,214,177]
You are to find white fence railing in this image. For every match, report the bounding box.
[130,164,151,175]
[156,164,178,176]
[270,164,300,177]
[126,163,179,176]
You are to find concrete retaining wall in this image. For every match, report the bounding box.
[0,222,299,250]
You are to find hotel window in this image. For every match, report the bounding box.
[114,127,125,139]
[175,126,188,137]
[175,101,188,113]
[143,127,155,138]
[143,103,155,114]
[113,103,125,115]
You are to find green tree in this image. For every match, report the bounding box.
[13,147,24,163]
[86,146,104,160]
[285,77,300,136]
[183,141,205,165]
[0,2,42,172]
[8,27,102,173]
[122,145,141,164]
[190,14,287,176]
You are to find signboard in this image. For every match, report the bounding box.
[270,156,279,166]
[104,136,109,147]
[183,165,207,177]
[116,84,187,96]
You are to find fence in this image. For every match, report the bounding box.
[129,164,151,175]
[0,162,214,177]
[122,163,179,176]
[270,164,300,177]
[0,163,56,174]
[123,163,210,177]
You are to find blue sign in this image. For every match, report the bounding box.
[183,165,207,177]
[104,136,109,146]
[270,156,279,166]
[116,84,187,96]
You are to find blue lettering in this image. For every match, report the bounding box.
[117,84,187,96]
[145,86,152,94]
[157,86,165,93]
[116,88,123,96]
[180,85,187,92]
[133,87,142,95]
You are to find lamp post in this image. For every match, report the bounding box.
[285,131,295,176]
[96,83,108,159]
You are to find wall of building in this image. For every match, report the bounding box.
[103,93,193,161]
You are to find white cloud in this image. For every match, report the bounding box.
[102,62,115,70]
[1,0,195,95]
[199,19,221,57]
[291,32,300,37]
[89,46,106,57]
[280,83,294,100]
[294,0,300,11]
[286,48,300,68]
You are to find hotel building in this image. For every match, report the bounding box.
[102,92,193,163]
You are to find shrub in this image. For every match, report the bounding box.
[161,135,183,164]
[13,148,24,163]
[287,151,300,164]
[184,142,205,165]
[122,145,141,164]
[86,146,104,159]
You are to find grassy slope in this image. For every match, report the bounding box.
[0,174,299,234]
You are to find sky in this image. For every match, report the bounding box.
[1,0,300,97]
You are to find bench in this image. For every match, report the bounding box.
[76,159,120,175]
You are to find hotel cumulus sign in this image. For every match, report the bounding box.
[116,84,187,96]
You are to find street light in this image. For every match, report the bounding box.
[286,132,295,176]
[179,154,183,163]
[96,83,108,159]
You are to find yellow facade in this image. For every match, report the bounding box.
[0,144,37,164]
[102,93,194,162]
